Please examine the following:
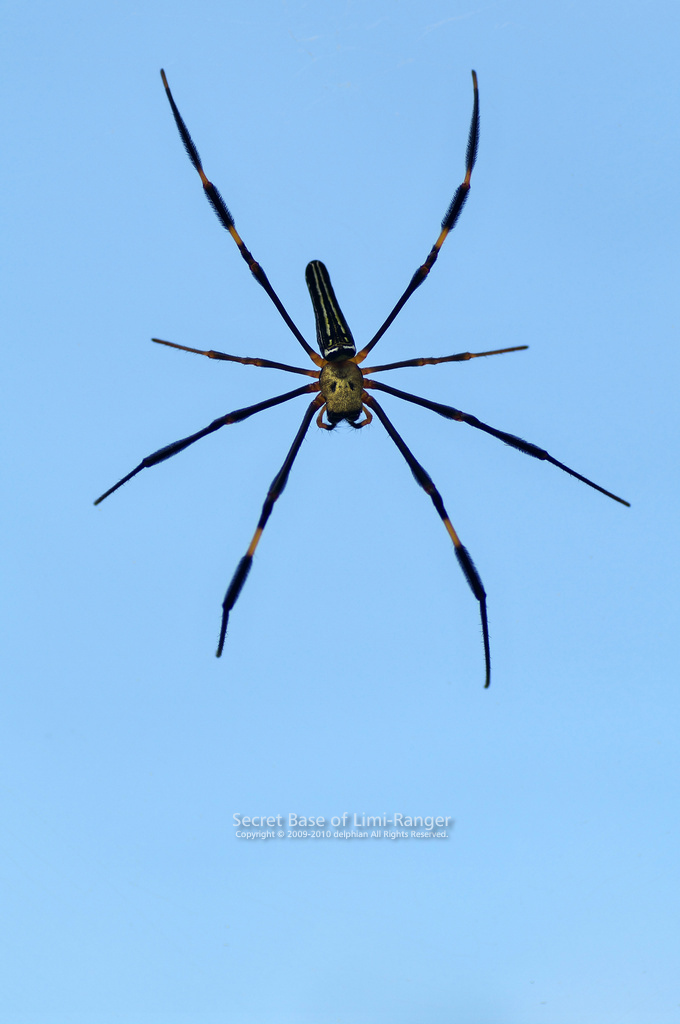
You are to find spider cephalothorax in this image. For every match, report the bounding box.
[318,357,366,427]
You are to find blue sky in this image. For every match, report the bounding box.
[2,1,679,1021]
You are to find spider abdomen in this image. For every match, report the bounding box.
[305,260,357,361]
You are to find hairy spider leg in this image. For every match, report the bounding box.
[355,70,479,364]
[151,338,320,378]
[361,345,528,375]
[216,395,324,655]
[160,70,323,367]
[366,379,630,507]
[363,392,491,688]
[93,383,319,505]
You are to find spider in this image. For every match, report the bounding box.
[95,69,629,687]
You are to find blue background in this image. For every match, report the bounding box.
[2,1,678,1021]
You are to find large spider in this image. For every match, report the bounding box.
[95,69,629,687]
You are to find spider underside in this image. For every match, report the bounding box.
[95,69,629,688]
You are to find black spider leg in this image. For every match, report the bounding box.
[355,70,479,363]
[366,379,630,507]
[94,383,318,505]
[160,70,322,367]
[217,394,324,655]
[363,392,491,689]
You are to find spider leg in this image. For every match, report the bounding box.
[362,345,528,375]
[315,405,372,429]
[160,70,322,366]
[347,406,372,428]
[355,70,479,363]
[152,338,319,378]
[364,392,491,689]
[94,383,318,505]
[366,379,630,507]
[316,405,334,430]
[217,394,324,655]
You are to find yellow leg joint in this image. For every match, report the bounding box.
[246,527,264,558]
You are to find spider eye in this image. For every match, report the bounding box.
[330,382,337,392]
